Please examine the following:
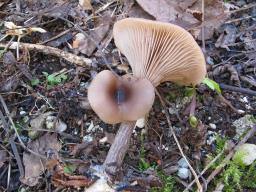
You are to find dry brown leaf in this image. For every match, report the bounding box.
[52,174,94,188]
[73,16,112,56]
[128,3,154,20]
[20,134,61,186]
[79,0,93,10]
[136,0,228,40]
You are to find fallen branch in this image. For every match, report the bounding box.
[103,121,136,181]
[219,83,256,96]
[0,42,92,67]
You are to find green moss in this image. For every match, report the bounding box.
[151,172,176,192]
[241,161,256,189]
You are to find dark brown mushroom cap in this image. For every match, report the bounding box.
[113,18,207,86]
[88,70,155,124]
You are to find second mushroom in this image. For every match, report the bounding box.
[88,18,206,179]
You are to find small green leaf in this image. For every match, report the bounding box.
[202,78,221,94]
[63,164,77,174]
[31,78,40,86]
[42,72,49,77]
[189,115,198,128]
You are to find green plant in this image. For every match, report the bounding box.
[209,135,256,191]
[189,115,198,128]
[241,161,256,188]
[202,78,221,94]
[222,161,243,192]
[138,132,151,171]
[42,71,67,88]
[63,163,77,174]
[151,172,176,192]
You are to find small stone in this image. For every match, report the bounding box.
[233,143,256,166]
[209,123,217,129]
[168,107,177,115]
[177,158,189,168]
[177,168,190,179]
[237,109,245,114]
[83,135,94,143]
[206,56,214,65]
[240,96,248,103]
[45,116,55,129]
[233,115,255,140]
[20,111,26,115]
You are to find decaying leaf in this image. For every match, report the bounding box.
[79,0,93,10]
[72,16,112,56]
[45,153,95,188]
[20,134,61,186]
[136,0,228,40]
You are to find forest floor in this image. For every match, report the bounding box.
[0,0,256,191]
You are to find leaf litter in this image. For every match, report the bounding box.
[0,0,255,191]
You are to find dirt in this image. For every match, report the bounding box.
[0,0,255,191]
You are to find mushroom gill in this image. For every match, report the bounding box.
[113,18,207,87]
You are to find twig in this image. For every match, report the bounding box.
[0,42,92,67]
[227,3,256,14]
[184,149,225,191]
[225,15,254,24]
[206,125,256,184]
[201,0,205,53]
[155,90,203,192]
[103,121,136,181]
[219,83,256,96]
[9,137,25,178]
[39,29,71,45]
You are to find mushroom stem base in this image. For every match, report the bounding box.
[103,121,136,181]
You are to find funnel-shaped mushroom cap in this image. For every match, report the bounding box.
[88,70,155,124]
[113,18,206,87]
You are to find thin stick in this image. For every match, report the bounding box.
[156,90,202,192]
[0,42,92,67]
[201,0,205,53]
[184,150,224,191]
[219,83,256,96]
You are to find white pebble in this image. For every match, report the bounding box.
[177,168,191,179]
[177,158,189,168]
[209,123,217,129]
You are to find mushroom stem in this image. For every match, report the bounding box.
[103,121,136,180]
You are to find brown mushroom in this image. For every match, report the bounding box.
[113,18,206,87]
[87,18,206,180]
[88,70,155,124]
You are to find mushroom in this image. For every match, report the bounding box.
[88,18,206,180]
[113,18,206,86]
[88,70,155,124]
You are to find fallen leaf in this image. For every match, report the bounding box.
[79,0,93,10]
[128,3,154,20]
[136,0,228,40]
[73,16,112,56]
[20,134,61,186]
